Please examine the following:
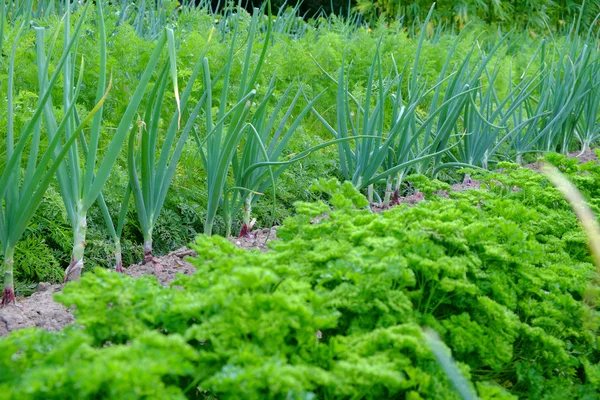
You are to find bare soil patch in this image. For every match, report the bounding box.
[0,248,198,337]
[228,227,279,251]
[124,247,198,286]
[0,283,74,337]
[568,148,598,164]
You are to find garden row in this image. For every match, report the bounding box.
[0,2,599,296]
[1,156,599,398]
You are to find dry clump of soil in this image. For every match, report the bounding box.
[228,227,279,252]
[124,247,198,286]
[569,148,598,164]
[0,283,74,337]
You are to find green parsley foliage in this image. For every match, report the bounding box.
[1,170,599,399]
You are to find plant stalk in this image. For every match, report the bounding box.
[1,247,15,306]
[114,239,123,273]
[204,215,215,236]
[239,193,255,237]
[383,176,393,208]
[225,215,232,238]
[64,200,87,282]
[143,237,153,265]
[142,235,161,272]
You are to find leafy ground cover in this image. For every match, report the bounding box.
[1,1,600,398]
[2,158,600,398]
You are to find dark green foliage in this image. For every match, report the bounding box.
[353,0,600,33]
[246,0,353,18]
[1,170,598,399]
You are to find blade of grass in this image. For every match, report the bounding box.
[423,328,479,400]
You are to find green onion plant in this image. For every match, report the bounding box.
[224,78,322,237]
[510,26,597,159]
[271,2,308,40]
[455,56,542,169]
[132,0,172,40]
[412,34,513,176]
[93,185,131,273]
[36,1,177,281]
[197,6,270,236]
[537,36,592,154]
[127,30,211,266]
[310,8,461,204]
[573,46,600,153]
[1,4,108,304]
[380,21,464,204]
[310,49,413,204]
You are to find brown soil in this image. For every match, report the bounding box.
[227,227,279,252]
[124,247,198,286]
[568,148,598,164]
[451,177,482,191]
[0,283,74,337]
[370,192,426,213]
[523,161,544,173]
[0,249,199,337]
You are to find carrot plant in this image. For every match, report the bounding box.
[36,2,179,281]
[1,4,108,304]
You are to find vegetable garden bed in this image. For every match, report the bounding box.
[1,1,600,398]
